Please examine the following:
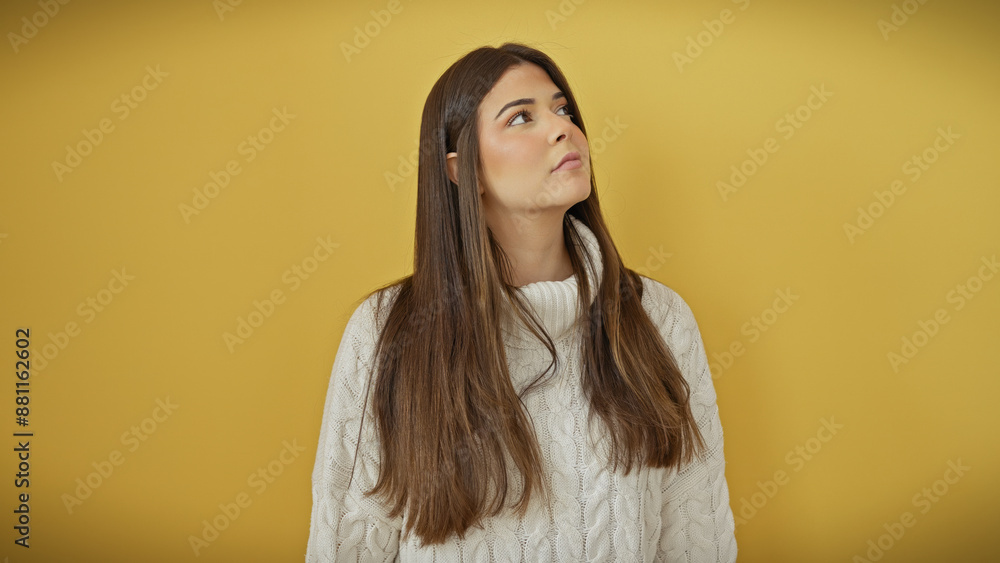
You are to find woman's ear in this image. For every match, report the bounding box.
[445,152,459,185]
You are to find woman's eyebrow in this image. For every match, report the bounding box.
[494,91,567,120]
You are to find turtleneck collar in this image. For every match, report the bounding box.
[500,213,603,349]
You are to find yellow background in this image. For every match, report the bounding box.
[1,0,998,561]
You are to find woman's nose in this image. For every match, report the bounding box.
[547,112,573,144]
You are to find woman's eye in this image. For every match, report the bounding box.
[507,105,573,127]
[507,110,530,126]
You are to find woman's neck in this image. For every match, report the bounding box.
[487,211,573,287]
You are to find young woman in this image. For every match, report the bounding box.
[306,42,737,562]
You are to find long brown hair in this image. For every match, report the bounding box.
[353,42,706,546]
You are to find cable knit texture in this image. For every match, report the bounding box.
[306,215,737,562]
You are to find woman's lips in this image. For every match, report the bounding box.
[553,152,582,172]
[553,159,583,172]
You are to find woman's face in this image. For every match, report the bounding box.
[448,63,591,228]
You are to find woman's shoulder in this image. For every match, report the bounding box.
[344,281,406,342]
[327,282,406,382]
[635,273,705,349]
[636,274,694,321]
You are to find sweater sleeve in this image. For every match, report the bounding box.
[646,281,737,563]
[306,293,403,563]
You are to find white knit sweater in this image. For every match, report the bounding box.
[306,215,737,562]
